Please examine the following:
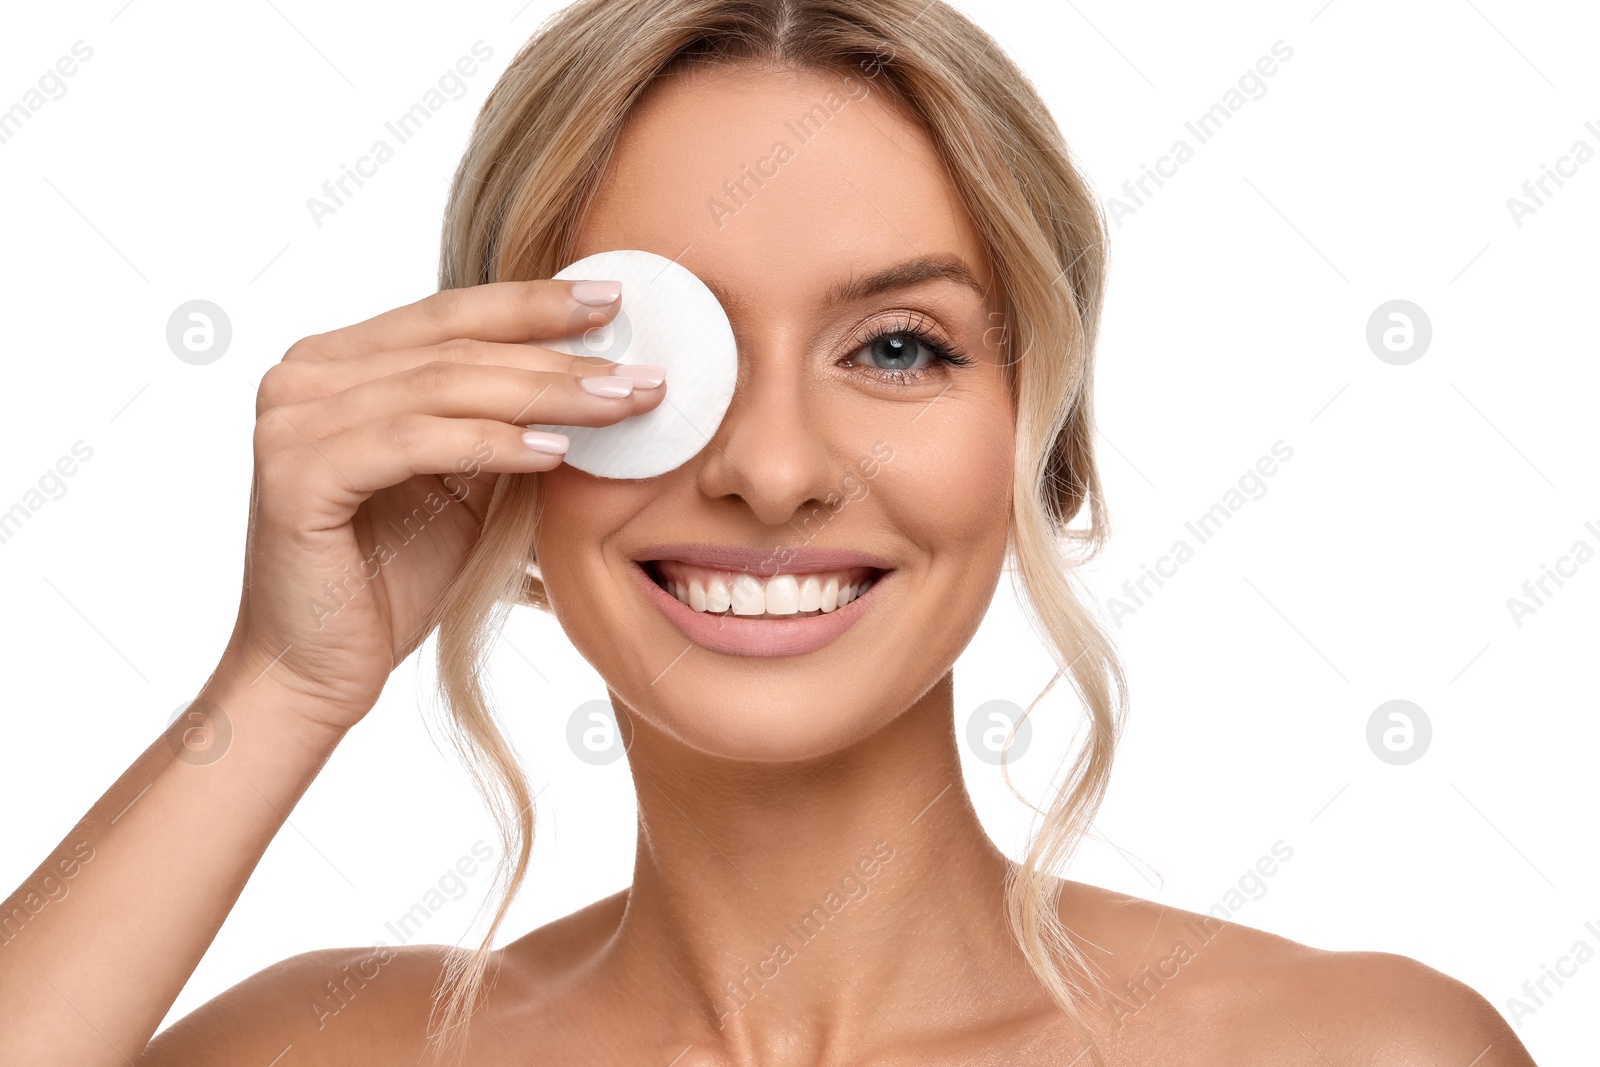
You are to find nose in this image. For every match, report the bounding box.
[694,340,838,528]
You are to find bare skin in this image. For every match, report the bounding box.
[2,62,1534,1067]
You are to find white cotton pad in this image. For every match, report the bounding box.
[525,249,738,480]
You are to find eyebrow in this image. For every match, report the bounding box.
[702,253,989,314]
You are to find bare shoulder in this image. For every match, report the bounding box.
[1245,946,1537,1065]
[1055,880,1536,1065]
[140,890,631,1066]
[139,942,450,1066]
[477,888,630,1007]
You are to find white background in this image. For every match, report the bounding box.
[1,0,1595,1060]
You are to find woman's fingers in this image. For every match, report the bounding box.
[288,278,623,360]
[257,360,666,444]
[257,338,626,415]
[264,415,571,508]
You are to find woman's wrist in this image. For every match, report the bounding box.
[189,655,354,768]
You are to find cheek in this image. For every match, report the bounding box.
[534,467,646,612]
[875,403,1014,559]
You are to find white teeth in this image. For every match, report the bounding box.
[765,575,800,615]
[653,561,880,618]
[731,573,765,616]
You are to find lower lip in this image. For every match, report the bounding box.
[631,562,887,658]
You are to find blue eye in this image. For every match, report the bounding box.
[844,312,975,386]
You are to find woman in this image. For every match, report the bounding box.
[0,1,1534,1064]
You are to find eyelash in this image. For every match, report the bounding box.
[842,311,976,386]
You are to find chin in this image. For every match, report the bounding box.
[538,516,1003,765]
[631,660,928,764]
[542,562,937,765]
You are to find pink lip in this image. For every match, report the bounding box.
[630,560,888,658]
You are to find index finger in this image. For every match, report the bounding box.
[289,278,623,360]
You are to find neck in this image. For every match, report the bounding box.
[600,673,1052,1061]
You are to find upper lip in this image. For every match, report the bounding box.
[632,542,894,576]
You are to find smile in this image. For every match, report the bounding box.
[630,545,893,658]
[648,559,880,618]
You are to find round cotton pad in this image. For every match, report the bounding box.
[525,249,738,480]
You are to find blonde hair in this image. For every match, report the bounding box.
[425,0,1127,1061]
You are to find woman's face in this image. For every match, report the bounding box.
[535,63,1016,761]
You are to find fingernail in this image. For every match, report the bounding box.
[580,375,634,398]
[613,364,667,388]
[570,280,622,306]
[521,430,569,454]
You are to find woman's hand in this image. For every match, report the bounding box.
[218,278,664,733]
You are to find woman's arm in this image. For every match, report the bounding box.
[0,279,658,1066]
[0,666,345,1066]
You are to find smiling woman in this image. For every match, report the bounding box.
[424,4,1116,1054]
[0,2,1539,1066]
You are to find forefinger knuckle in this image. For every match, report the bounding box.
[409,360,459,397]
[386,412,431,453]
[252,406,295,455]
[257,362,303,411]
[283,334,325,362]
[422,287,465,331]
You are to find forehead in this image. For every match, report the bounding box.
[571,62,993,314]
